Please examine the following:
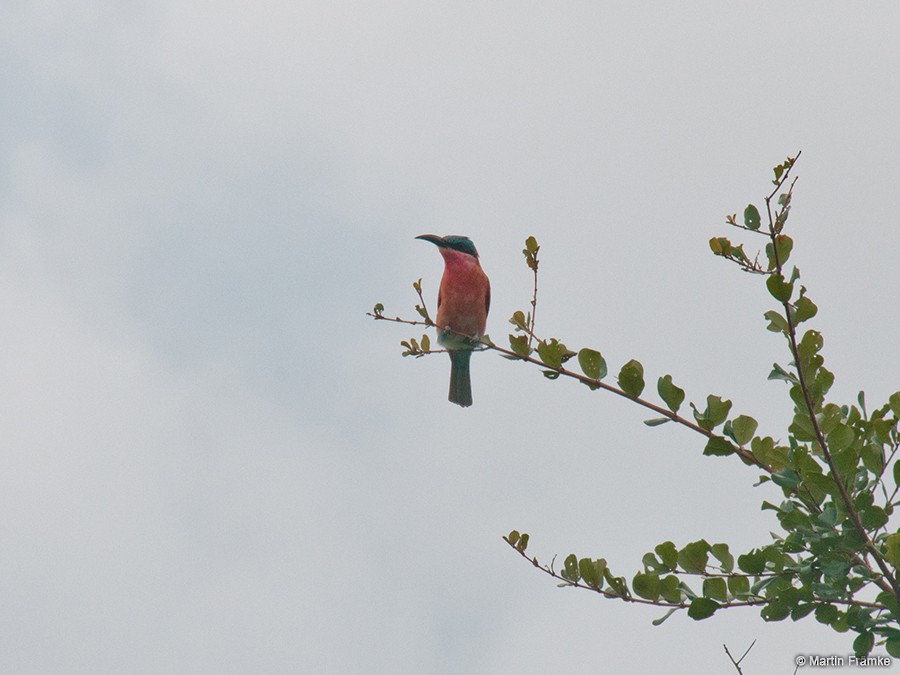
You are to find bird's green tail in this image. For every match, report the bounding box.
[448,350,473,407]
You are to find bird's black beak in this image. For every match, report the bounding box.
[415,234,446,247]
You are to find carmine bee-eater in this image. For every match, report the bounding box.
[416,234,491,407]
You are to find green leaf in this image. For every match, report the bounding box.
[657,375,685,414]
[886,638,900,659]
[791,603,815,621]
[506,530,520,546]
[603,569,628,596]
[861,443,884,474]
[861,506,888,530]
[774,234,793,265]
[711,544,734,573]
[855,491,875,511]
[692,395,732,431]
[815,604,839,624]
[579,558,602,588]
[894,460,900,487]
[766,274,793,303]
[768,363,798,384]
[890,392,900,416]
[641,551,664,571]
[563,554,579,581]
[651,608,679,626]
[874,418,893,444]
[789,412,816,442]
[818,403,842,434]
[707,396,732,426]
[743,204,761,230]
[643,418,670,427]
[678,540,710,574]
[827,424,855,452]
[591,558,608,583]
[831,614,849,633]
[709,236,729,255]
[703,436,736,457]
[853,631,874,658]
[522,237,540,271]
[632,572,660,601]
[536,338,566,369]
[730,415,758,446]
[509,310,527,330]
[750,436,784,469]
[798,329,824,361]
[577,348,607,380]
[508,334,531,357]
[794,295,818,323]
[687,597,719,620]
[878,591,900,618]
[822,560,850,582]
[738,550,766,575]
[814,367,834,399]
[761,599,791,622]
[655,542,678,570]
[702,577,727,602]
[617,359,645,397]
[515,532,529,552]
[832,448,860,483]
[884,534,900,567]
[771,468,800,488]
[763,310,788,334]
[660,575,681,603]
[728,575,750,598]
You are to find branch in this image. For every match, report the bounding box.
[367,312,431,328]
[761,154,900,599]
[369,309,775,475]
[412,278,435,326]
[503,536,768,611]
[492,337,773,474]
[504,536,888,612]
[723,639,756,674]
[524,236,540,348]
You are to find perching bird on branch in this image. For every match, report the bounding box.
[416,234,491,407]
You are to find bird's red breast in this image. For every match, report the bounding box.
[435,247,490,338]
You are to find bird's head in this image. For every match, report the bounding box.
[415,234,479,259]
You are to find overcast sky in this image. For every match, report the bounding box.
[2,2,899,673]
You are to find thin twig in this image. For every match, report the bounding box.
[367,312,431,328]
[527,251,539,348]
[872,441,900,501]
[730,222,773,236]
[413,280,435,326]
[723,639,756,674]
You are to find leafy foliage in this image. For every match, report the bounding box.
[371,154,900,658]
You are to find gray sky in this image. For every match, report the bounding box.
[3,2,899,673]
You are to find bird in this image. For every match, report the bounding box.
[415,234,491,407]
